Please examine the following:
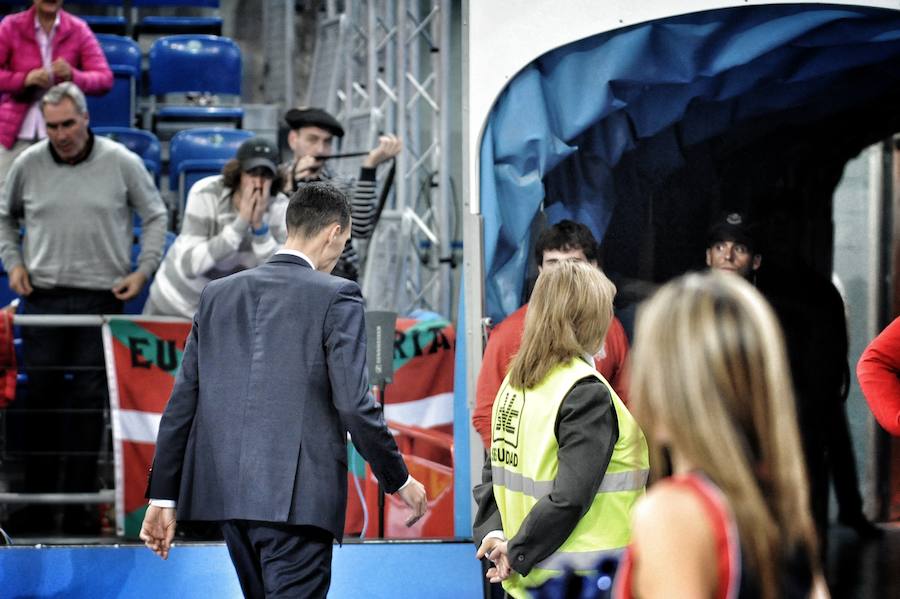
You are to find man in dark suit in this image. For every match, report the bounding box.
[140,182,428,598]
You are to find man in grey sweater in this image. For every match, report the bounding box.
[0,82,166,535]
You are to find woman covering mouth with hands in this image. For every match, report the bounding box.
[143,137,289,318]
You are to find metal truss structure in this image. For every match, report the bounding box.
[311,0,454,317]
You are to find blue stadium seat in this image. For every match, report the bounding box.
[82,14,128,36]
[168,128,254,223]
[133,1,221,37]
[86,34,141,127]
[148,35,243,135]
[0,271,17,310]
[93,126,162,187]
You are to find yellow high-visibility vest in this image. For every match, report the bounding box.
[490,357,649,598]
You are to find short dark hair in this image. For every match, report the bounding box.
[286,182,351,238]
[533,219,602,266]
[221,159,283,196]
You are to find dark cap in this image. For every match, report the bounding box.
[284,107,345,137]
[707,212,759,253]
[236,137,279,175]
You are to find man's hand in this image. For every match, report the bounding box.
[24,68,50,88]
[292,155,324,183]
[140,505,177,560]
[362,134,402,168]
[51,58,73,82]
[396,476,427,526]
[9,265,32,296]
[476,537,511,583]
[112,271,148,300]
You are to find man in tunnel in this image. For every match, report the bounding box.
[705,212,762,281]
[705,211,880,548]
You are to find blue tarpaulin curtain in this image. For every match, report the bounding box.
[453,4,900,536]
[478,3,900,324]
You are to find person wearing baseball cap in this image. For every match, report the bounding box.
[143,136,289,317]
[705,211,761,280]
[281,106,402,281]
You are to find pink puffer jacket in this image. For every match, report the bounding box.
[0,6,112,149]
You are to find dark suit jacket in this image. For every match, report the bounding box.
[147,253,409,540]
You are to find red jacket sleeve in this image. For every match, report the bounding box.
[473,316,522,449]
[857,317,900,436]
[595,317,630,405]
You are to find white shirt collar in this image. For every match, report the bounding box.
[34,12,61,34]
[276,249,315,270]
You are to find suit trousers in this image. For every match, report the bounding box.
[221,520,334,599]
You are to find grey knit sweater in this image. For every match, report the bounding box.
[0,135,167,290]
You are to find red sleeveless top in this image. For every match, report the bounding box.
[613,472,742,599]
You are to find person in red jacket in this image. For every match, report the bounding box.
[0,0,112,183]
[857,317,900,436]
[472,219,630,449]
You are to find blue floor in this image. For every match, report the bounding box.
[0,524,896,598]
[0,540,483,599]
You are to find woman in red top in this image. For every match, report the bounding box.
[616,272,828,599]
[857,316,900,436]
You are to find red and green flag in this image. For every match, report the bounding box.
[102,318,191,537]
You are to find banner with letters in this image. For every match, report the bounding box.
[102,318,191,537]
[344,314,456,537]
[102,314,456,538]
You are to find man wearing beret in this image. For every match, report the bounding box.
[281,107,401,281]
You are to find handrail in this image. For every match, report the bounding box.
[386,420,454,464]
[12,314,190,327]
[0,316,189,515]
[0,491,114,505]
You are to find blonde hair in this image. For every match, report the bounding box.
[629,271,818,599]
[508,261,616,389]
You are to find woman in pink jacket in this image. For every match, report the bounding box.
[0,0,112,179]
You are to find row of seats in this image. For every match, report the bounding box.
[96,126,255,216]
[0,124,249,313]
[0,1,222,38]
[87,34,243,131]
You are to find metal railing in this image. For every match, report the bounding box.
[0,314,186,518]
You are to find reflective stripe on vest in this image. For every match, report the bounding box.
[492,465,649,498]
[490,358,649,598]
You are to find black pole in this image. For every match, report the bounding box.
[375,383,387,538]
[314,151,372,160]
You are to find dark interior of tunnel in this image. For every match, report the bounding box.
[597,83,900,303]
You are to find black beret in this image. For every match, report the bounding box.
[284,107,344,138]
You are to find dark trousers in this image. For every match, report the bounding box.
[221,520,334,599]
[20,288,122,525]
[826,399,865,519]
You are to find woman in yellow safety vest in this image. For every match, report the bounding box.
[473,260,649,598]
[616,271,829,599]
